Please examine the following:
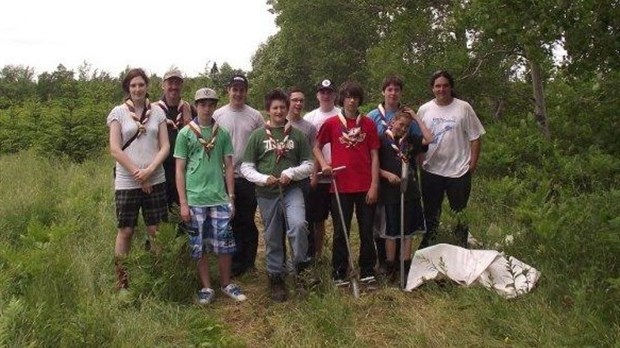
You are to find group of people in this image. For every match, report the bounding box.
[107,68,485,304]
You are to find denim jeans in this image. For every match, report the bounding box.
[257,187,309,275]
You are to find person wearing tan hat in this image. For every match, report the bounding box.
[158,68,193,212]
[174,87,247,304]
[213,74,264,277]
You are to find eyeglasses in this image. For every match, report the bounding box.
[291,98,305,103]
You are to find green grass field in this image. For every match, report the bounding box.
[0,150,618,347]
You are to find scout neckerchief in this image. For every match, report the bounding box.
[188,117,218,159]
[125,98,151,137]
[337,111,365,148]
[385,127,408,163]
[264,120,292,163]
[158,99,189,129]
[377,102,401,134]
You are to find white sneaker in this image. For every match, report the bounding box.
[221,283,247,302]
[198,288,215,305]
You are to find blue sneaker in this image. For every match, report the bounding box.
[198,288,215,305]
[221,283,247,302]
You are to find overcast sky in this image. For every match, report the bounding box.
[0,0,278,77]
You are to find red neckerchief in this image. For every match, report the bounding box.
[264,120,292,163]
[158,99,188,129]
[337,112,365,148]
[125,98,151,137]
[188,118,218,159]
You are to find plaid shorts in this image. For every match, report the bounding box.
[187,204,236,258]
[115,182,168,228]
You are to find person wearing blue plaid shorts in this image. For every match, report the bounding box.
[174,87,246,304]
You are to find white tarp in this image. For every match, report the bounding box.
[405,243,541,298]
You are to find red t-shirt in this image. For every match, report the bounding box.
[316,114,380,193]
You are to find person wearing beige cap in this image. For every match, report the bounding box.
[158,68,194,213]
[174,87,247,304]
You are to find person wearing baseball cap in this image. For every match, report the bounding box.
[302,78,341,260]
[156,68,194,216]
[228,74,249,88]
[213,73,264,277]
[174,87,247,303]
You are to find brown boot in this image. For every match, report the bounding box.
[269,274,287,302]
[115,260,129,290]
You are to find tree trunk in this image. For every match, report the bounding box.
[494,98,505,120]
[529,59,551,139]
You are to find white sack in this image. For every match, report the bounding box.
[405,243,541,299]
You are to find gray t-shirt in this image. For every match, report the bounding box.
[107,103,167,190]
[213,104,265,177]
[288,117,317,148]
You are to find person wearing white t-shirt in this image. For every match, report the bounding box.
[418,71,485,248]
[303,79,341,259]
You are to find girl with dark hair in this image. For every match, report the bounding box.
[107,68,170,290]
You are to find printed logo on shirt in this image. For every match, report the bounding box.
[263,139,295,152]
[338,127,366,148]
[430,117,455,144]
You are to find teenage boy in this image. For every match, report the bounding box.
[287,88,317,259]
[213,74,264,276]
[313,81,380,285]
[241,89,313,302]
[367,75,421,273]
[378,109,432,281]
[158,69,193,212]
[418,70,485,248]
[174,88,247,304]
[303,79,341,259]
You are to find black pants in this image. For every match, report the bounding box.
[331,192,376,279]
[231,178,259,275]
[420,170,471,248]
[163,156,179,209]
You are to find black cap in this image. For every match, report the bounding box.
[316,79,336,92]
[228,74,249,88]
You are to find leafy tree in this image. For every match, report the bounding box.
[0,65,37,108]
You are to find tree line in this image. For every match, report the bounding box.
[0,0,618,161]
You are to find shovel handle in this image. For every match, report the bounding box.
[317,165,346,176]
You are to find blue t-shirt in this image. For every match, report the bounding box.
[368,104,422,136]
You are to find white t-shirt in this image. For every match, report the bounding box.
[107,103,167,190]
[303,106,340,183]
[419,98,485,178]
[213,104,264,177]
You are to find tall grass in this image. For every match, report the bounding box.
[0,133,618,347]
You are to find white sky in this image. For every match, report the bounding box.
[0,0,278,77]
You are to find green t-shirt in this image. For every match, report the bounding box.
[243,125,312,198]
[174,122,234,206]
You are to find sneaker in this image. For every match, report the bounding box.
[333,278,350,287]
[198,288,215,305]
[221,283,247,302]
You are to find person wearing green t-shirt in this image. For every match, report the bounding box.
[174,88,247,305]
[240,89,314,302]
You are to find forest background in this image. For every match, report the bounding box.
[0,0,618,346]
